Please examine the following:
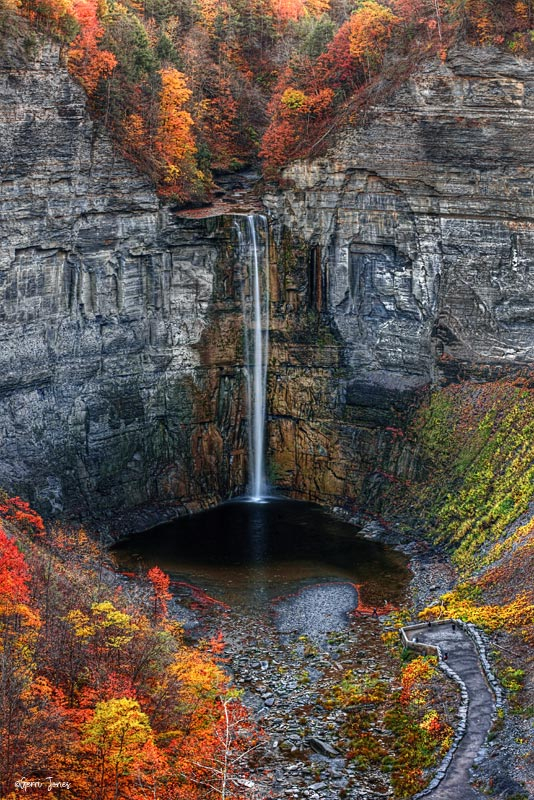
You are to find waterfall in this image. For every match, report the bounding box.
[235,214,270,501]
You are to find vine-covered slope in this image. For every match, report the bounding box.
[383,378,534,799]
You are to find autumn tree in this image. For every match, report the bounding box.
[147,565,172,618]
[62,600,139,694]
[81,697,153,799]
[315,18,360,92]
[20,0,79,38]
[188,695,262,800]
[260,67,334,170]
[154,66,204,199]
[0,528,41,794]
[349,0,400,77]
[68,0,117,97]
[0,495,45,536]
[270,0,330,23]
[0,525,30,602]
[0,501,265,800]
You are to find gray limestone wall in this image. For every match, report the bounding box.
[265,46,534,391]
[2,31,534,520]
[0,35,248,522]
[264,45,534,508]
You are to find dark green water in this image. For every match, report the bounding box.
[111,498,410,614]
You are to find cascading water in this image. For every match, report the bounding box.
[235,214,270,501]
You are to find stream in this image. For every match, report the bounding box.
[112,497,412,799]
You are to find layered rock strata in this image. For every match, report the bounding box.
[2,32,534,520]
[0,36,248,520]
[264,46,534,509]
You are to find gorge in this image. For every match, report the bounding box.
[1,20,534,800]
[2,34,534,524]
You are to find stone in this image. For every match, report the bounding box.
[264,44,534,513]
[0,31,248,522]
[305,737,340,758]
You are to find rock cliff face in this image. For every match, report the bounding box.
[264,46,534,510]
[0,36,248,521]
[2,32,534,522]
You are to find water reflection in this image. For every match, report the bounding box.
[112,498,410,615]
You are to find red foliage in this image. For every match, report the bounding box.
[260,72,334,170]
[0,525,30,604]
[0,496,45,536]
[147,565,172,618]
[68,0,117,96]
[315,20,361,92]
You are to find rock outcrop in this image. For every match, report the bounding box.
[264,46,534,510]
[0,35,248,521]
[2,30,534,521]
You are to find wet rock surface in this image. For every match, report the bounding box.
[0,35,251,519]
[264,45,534,513]
[178,580,399,799]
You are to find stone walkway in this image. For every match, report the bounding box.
[404,622,496,800]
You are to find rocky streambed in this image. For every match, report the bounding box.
[112,499,462,799]
[170,579,402,799]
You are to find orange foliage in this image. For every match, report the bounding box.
[260,70,333,169]
[155,67,198,195]
[0,501,264,798]
[349,0,400,76]
[68,0,117,96]
[304,0,330,14]
[271,0,307,22]
[0,525,30,604]
[400,656,435,706]
[147,565,172,618]
[514,0,531,25]
[316,20,360,91]
[20,0,76,34]
[260,117,298,168]
[271,0,329,22]
[122,112,147,158]
[0,528,43,796]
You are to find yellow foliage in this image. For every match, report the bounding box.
[349,0,399,73]
[170,648,229,707]
[82,697,153,769]
[64,608,95,641]
[64,600,138,647]
[420,591,534,643]
[304,0,330,15]
[281,87,307,109]
[400,656,436,706]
